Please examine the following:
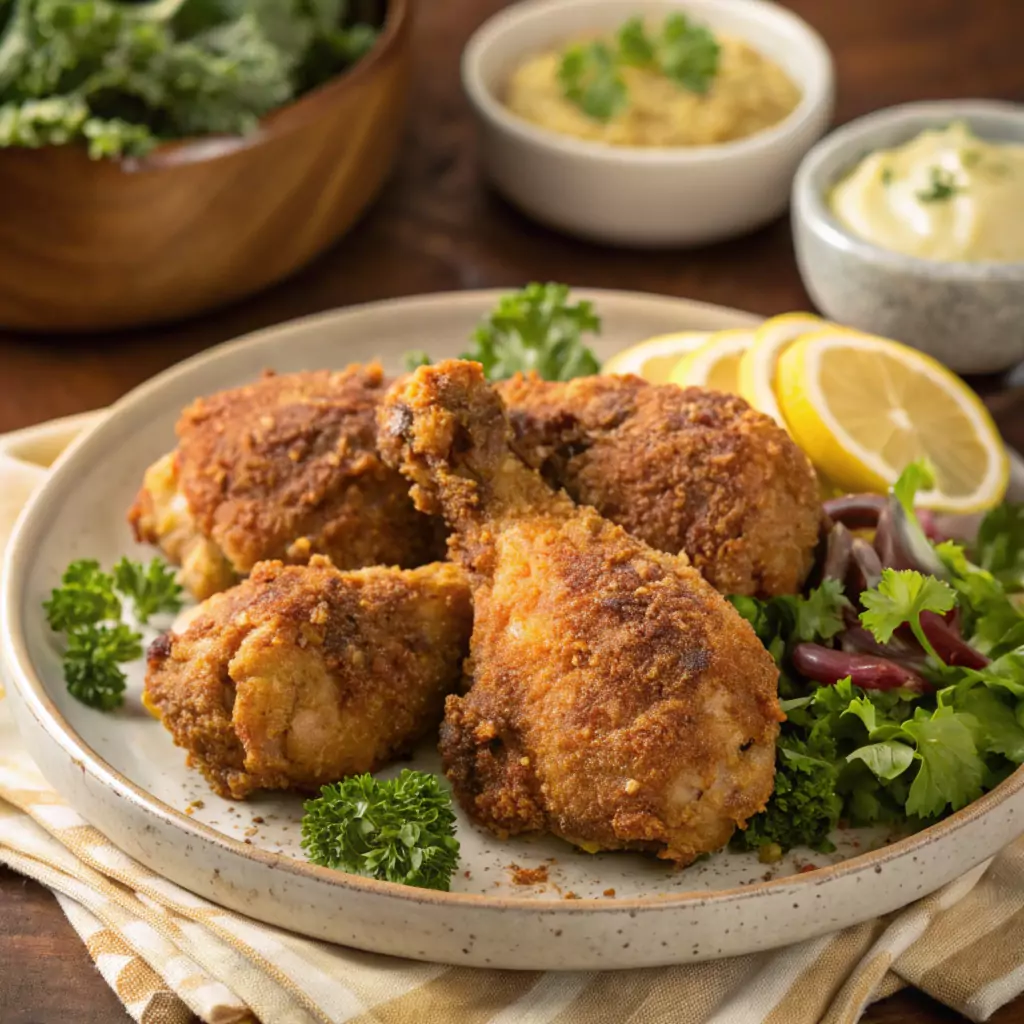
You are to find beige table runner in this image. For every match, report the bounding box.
[1,413,1023,1024]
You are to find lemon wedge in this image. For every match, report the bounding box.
[603,331,711,383]
[738,312,825,427]
[776,328,1008,512]
[668,328,756,393]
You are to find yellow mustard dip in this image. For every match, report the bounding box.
[505,33,801,148]
[830,121,1024,262]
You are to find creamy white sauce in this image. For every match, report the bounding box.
[830,121,1024,262]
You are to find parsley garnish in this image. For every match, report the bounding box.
[658,13,720,94]
[900,708,984,817]
[44,559,121,632]
[732,735,843,856]
[916,166,963,203]
[113,557,182,624]
[465,283,600,381]
[560,15,719,120]
[44,555,180,710]
[616,16,656,67]
[974,503,1024,590]
[860,568,956,664]
[731,579,851,652]
[404,284,601,382]
[301,770,460,890]
[63,624,142,712]
[557,41,627,122]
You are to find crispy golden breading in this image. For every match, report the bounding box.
[144,557,472,799]
[128,364,443,600]
[378,361,781,865]
[497,373,822,597]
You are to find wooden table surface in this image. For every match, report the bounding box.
[2,1,1024,1022]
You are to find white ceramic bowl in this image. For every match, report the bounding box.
[462,0,834,247]
[792,100,1024,374]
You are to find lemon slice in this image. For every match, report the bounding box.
[738,312,825,427]
[603,331,712,384]
[776,328,1008,512]
[668,329,756,393]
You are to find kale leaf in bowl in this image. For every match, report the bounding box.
[0,0,379,158]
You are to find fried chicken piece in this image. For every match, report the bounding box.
[496,373,821,597]
[128,364,443,600]
[378,360,781,865]
[144,557,472,799]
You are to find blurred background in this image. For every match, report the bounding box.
[0,0,1020,427]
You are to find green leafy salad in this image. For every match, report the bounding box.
[0,0,379,159]
[732,461,1024,861]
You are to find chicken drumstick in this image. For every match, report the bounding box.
[378,360,782,865]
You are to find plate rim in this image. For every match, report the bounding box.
[4,286,1022,918]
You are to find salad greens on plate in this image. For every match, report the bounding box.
[733,461,1024,861]
[0,0,378,159]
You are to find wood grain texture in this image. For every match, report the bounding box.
[0,0,410,332]
[0,867,129,1024]
[1,0,1024,1021]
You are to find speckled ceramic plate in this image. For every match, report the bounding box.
[4,290,1024,970]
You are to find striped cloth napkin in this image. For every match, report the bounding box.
[2,414,1024,1024]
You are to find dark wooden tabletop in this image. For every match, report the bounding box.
[2,1,1024,1022]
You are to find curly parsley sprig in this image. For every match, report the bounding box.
[404,283,601,382]
[465,283,601,381]
[113,556,183,624]
[43,559,121,632]
[302,770,460,890]
[62,623,143,711]
[44,556,181,710]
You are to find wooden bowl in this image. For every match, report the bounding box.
[0,0,411,332]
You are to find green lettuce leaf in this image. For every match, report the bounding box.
[954,686,1024,762]
[901,708,984,818]
[975,503,1024,591]
[936,539,1024,654]
[963,650,1024,699]
[846,739,915,780]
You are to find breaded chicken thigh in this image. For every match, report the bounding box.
[129,364,443,600]
[378,360,781,865]
[144,557,472,799]
[497,373,821,597]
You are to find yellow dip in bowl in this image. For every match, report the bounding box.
[504,16,801,148]
[830,121,1024,262]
